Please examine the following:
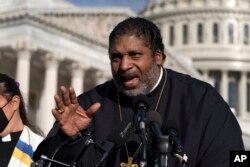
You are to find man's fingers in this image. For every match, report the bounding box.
[69,87,78,104]
[52,108,62,121]
[54,95,65,112]
[76,102,101,118]
[60,86,71,106]
[87,103,101,116]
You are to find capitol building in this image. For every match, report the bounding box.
[0,0,249,148]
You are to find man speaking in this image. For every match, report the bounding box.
[33,17,244,167]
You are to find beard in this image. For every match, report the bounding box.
[113,62,160,97]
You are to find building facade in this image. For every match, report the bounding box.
[0,0,135,134]
[142,0,250,117]
[141,0,250,148]
[0,0,249,148]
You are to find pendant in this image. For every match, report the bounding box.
[120,157,139,167]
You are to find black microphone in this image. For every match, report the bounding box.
[95,141,114,167]
[163,121,183,153]
[132,95,149,132]
[164,121,189,166]
[31,155,72,167]
[147,112,169,167]
[132,95,149,167]
[107,121,133,148]
[95,121,134,166]
[146,111,163,137]
[43,129,93,167]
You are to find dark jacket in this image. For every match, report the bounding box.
[34,69,244,167]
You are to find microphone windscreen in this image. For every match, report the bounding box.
[163,121,183,152]
[163,120,179,136]
[107,121,133,148]
[146,111,163,126]
[132,94,149,111]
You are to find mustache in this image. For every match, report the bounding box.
[116,70,139,80]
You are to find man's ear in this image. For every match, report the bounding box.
[10,95,20,111]
[154,49,164,65]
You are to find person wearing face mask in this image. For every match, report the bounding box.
[0,73,44,167]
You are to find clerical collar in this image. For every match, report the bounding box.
[0,131,22,142]
[148,67,163,94]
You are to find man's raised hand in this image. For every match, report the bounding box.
[52,86,100,136]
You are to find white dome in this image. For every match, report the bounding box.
[147,0,165,7]
[145,0,250,9]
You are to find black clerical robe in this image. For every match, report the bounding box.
[34,69,244,167]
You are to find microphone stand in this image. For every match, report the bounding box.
[158,135,169,167]
[171,146,189,167]
[32,129,94,167]
[169,133,189,167]
[136,104,147,167]
[138,132,147,167]
[95,140,115,167]
[68,130,94,166]
[151,134,169,167]
[31,155,73,167]
[31,154,75,167]
[132,95,149,167]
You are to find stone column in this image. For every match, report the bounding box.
[220,70,229,102]
[161,22,170,46]
[13,40,36,103]
[37,53,61,135]
[175,20,183,47]
[238,71,247,118]
[206,0,216,6]
[209,76,216,88]
[202,70,209,82]
[203,70,215,87]
[96,70,111,85]
[71,62,85,96]
[189,19,197,45]
[222,0,229,7]
[205,19,213,45]
[221,20,228,45]
[234,20,238,44]
[238,20,244,45]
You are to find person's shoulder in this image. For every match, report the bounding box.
[167,69,208,86]
[78,80,115,98]
[95,79,116,92]
[23,126,44,149]
[167,69,213,90]
[77,79,116,108]
[24,126,44,140]
[167,69,223,104]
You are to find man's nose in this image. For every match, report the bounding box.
[120,56,132,71]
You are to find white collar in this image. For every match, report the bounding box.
[148,67,163,94]
[1,134,11,142]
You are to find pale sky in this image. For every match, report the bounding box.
[68,0,148,13]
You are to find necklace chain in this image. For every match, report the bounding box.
[153,69,167,113]
[117,69,167,165]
